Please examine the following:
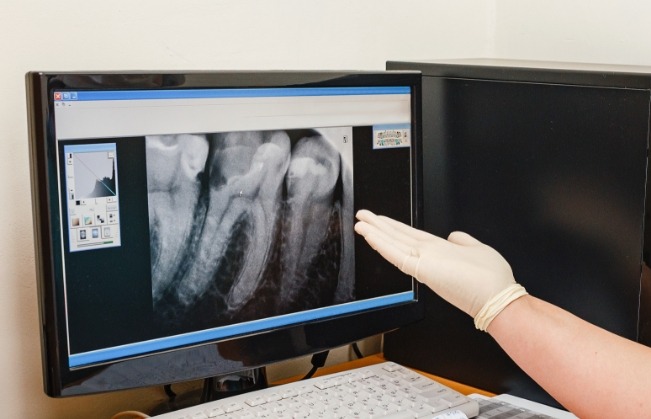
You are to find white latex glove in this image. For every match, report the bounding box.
[354,210,527,330]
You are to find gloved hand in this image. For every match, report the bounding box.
[354,209,527,330]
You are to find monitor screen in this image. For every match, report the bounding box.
[26,71,423,397]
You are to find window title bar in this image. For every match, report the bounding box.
[54,86,411,102]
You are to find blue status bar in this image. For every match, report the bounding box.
[53,86,411,102]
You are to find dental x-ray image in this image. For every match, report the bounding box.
[146,128,354,331]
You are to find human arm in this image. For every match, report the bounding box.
[354,209,651,417]
[488,295,651,418]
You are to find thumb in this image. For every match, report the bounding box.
[448,231,482,246]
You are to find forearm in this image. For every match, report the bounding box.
[487,295,651,418]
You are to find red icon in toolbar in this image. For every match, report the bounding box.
[54,92,62,101]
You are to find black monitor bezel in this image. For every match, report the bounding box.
[26,70,424,397]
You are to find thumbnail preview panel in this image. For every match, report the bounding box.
[64,143,121,252]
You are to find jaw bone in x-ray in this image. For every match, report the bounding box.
[146,128,354,329]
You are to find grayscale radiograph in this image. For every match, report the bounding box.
[146,129,354,330]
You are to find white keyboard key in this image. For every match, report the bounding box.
[265,392,282,402]
[429,399,453,413]
[281,388,298,399]
[295,384,313,395]
[408,404,437,418]
[384,402,403,415]
[271,400,292,413]
[381,362,401,372]
[244,394,266,407]
[223,402,243,413]
[365,404,388,417]
[206,407,225,417]
[347,372,363,382]
[360,369,378,379]
[414,380,443,392]
[248,406,273,418]
[314,378,336,390]
[307,400,328,412]
[291,409,311,418]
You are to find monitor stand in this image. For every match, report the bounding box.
[150,367,268,414]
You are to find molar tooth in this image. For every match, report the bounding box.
[175,131,290,311]
[279,134,341,309]
[225,131,291,309]
[146,134,209,302]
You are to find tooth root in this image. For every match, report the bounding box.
[146,134,208,303]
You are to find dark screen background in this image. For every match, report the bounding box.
[353,126,414,299]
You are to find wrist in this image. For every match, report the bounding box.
[474,283,528,331]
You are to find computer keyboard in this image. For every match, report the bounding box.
[152,361,479,418]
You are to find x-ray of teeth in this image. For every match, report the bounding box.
[146,128,354,330]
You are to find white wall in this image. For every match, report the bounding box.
[492,1,651,65]
[0,1,489,417]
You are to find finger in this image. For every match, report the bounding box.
[376,215,444,243]
[354,220,414,257]
[356,210,424,248]
[356,210,451,277]
[354,221,419,276]
[355,208,377,220]
[355,218,421,269]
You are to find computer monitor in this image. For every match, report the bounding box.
[385,58,651,408]
[25,70,423,400]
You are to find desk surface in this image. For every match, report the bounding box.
[278,353,495,398]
